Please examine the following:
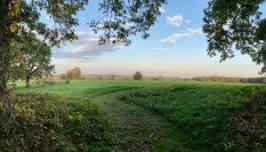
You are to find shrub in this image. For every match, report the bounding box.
[33,79,42,86]
[65,78,70,85]
[66,67,82,79]
[213,88,266,151]
[240,77,266,84]
[0,93,112,151]
[32,79,55,86]
[133,71,142,80]
[60,74,67,80]
[192,76,266,84]
[43,79,56,86]
[192,76,242,83]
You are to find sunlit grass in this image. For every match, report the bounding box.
[18,80,265,151]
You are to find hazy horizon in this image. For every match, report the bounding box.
[54,68,265,79]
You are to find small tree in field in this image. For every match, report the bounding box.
[20,34,54,88]
[133,71,143,80]
[66,67,82,79]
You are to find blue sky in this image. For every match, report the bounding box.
[50,0,266,78]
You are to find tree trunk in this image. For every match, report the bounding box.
[0,50,11,128]
[0,79,8,96]
[0,48,10,97]
[0,48,9,97]
[0,1,10,97]
[0,0,13,128]
[26,76,30,88]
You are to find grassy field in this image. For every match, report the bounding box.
[18,80,266,151]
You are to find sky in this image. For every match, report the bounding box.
[46,0,266,78]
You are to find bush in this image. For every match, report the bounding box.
[192,76,242,83]
[214,88,266,151]
[33,79,56,87]
[33,79,42,86]
[66,67,82,79]
[240,77,266,84]
[133,71,142,80]
[0,93,112,151]
[65,78,70,85]
[60,74,67,80]
[192,76,266,84]
[43,79,56,86]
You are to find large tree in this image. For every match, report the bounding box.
[203,0,266,73]
[66,67,82,80]
[0,0,86,95]
[20,34,54,88]
[0,0,166,95]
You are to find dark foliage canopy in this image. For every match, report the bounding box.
[91,0,167,45]
[203,0,266,73]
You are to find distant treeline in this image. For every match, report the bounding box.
[54,74,182,81]
[192,76,266,84]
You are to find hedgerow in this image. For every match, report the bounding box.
[214,88,266,151]
[0,93,112,151]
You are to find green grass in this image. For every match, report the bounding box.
[18,80,266,151]
[120,83,262,151]
[19,79,255,95]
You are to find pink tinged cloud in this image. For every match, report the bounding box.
[53,32,125,59]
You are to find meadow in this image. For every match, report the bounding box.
[15,80,266,151]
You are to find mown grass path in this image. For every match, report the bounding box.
[91,91,183,152]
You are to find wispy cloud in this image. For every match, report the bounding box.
[167,15,183,26]
[152,47,169,51]
[53,31,124,59]
[161,28,202,44]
